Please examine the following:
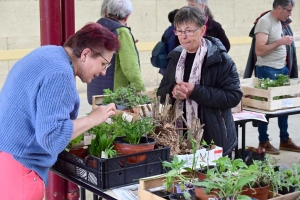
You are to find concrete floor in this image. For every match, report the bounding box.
[76,91,300,200]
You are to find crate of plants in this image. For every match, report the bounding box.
[92,84,154,115]
[52,112,170,190]
[138,155,300,200]
[242,75,300,111]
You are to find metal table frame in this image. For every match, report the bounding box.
[50,168,118,200]
[236,107,300,160]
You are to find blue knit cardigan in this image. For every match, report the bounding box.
[0,46,80,185]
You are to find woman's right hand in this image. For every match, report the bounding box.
[89,103,116,126]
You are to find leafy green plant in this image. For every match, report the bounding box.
[250,74,293,101]
[88,122,120,158]
[162,156,194,199]
[114,116,157,144]
[102,84,152,110]
[194,167,255,200]
[194,157,256,200]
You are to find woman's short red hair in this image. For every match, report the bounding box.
[64,22,120,58]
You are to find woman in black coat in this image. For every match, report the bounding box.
[157,6,242,156]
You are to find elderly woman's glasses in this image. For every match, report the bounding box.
[174,27,200,36]
[99,54,111,69]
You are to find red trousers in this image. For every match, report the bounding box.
[0,152,44,200]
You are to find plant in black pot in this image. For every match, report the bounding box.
[112,115,159,163]
[102,84,152,111]
[279,163,300,195]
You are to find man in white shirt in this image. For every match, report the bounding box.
[255,0,300,154]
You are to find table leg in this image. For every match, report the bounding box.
[235,123,239,159]
[93,193,99,200]
[80,187,86,200]
[241,123,246,161]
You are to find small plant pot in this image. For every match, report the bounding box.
[195,186,219,199]
[278,185,296,195]
[69,147,87,159]
[116,104,128,111]
[151,190,172,199]
[85,156,98,169]
[195,165,215,181]
[113,136,156,163]
[241,185,270,200]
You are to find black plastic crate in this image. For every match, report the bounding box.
[52,145,170,190]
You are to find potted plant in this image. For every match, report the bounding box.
[102,84,152,111]
[195,140,217,181]
[194,157,256,200]
[112,115,158,163]
[241,156,282,200]
[161,156,196,200]
[89,123,118,159]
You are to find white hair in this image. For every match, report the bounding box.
[187,0,208,6]
[106,0,133,20]
[100,0,110,17]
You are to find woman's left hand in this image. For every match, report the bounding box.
[176,82,194,98]
[172,82,194,99]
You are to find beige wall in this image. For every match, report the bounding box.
[0,0,300,93]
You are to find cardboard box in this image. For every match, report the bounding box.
[241,78,300,111]
[176,146,223,168]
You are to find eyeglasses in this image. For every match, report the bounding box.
[283,7,292,13]
[173,27,200,36]
[99,54,111,69]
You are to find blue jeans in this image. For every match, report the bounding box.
[255,65,289,143]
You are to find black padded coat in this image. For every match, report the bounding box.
[157,36,242,156]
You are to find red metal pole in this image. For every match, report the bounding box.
[39,0,61,46]
[45,171,66,200]
[40,0,66,199]
[61,2,80,197]
[61,0,75,45]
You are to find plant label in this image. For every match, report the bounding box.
[122,112,133,122]
[84,135,96,145]
[282,98,293,108]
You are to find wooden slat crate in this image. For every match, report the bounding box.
[138,172,191,200]
[241,78,300,111]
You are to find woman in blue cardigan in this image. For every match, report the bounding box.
[0,22,119,200]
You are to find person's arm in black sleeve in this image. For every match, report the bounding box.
[217,25,231,52]
[157,52,178,104]
[189,54,242,109]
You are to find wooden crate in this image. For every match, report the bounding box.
[241,78,300,111]
[268,191,300,200]
[138,172,191,200]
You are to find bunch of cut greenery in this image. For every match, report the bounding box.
[102,84,152,110]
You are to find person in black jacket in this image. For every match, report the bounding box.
[159,9,180,76]
[187,0,231,52]
[157,6,242,156]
